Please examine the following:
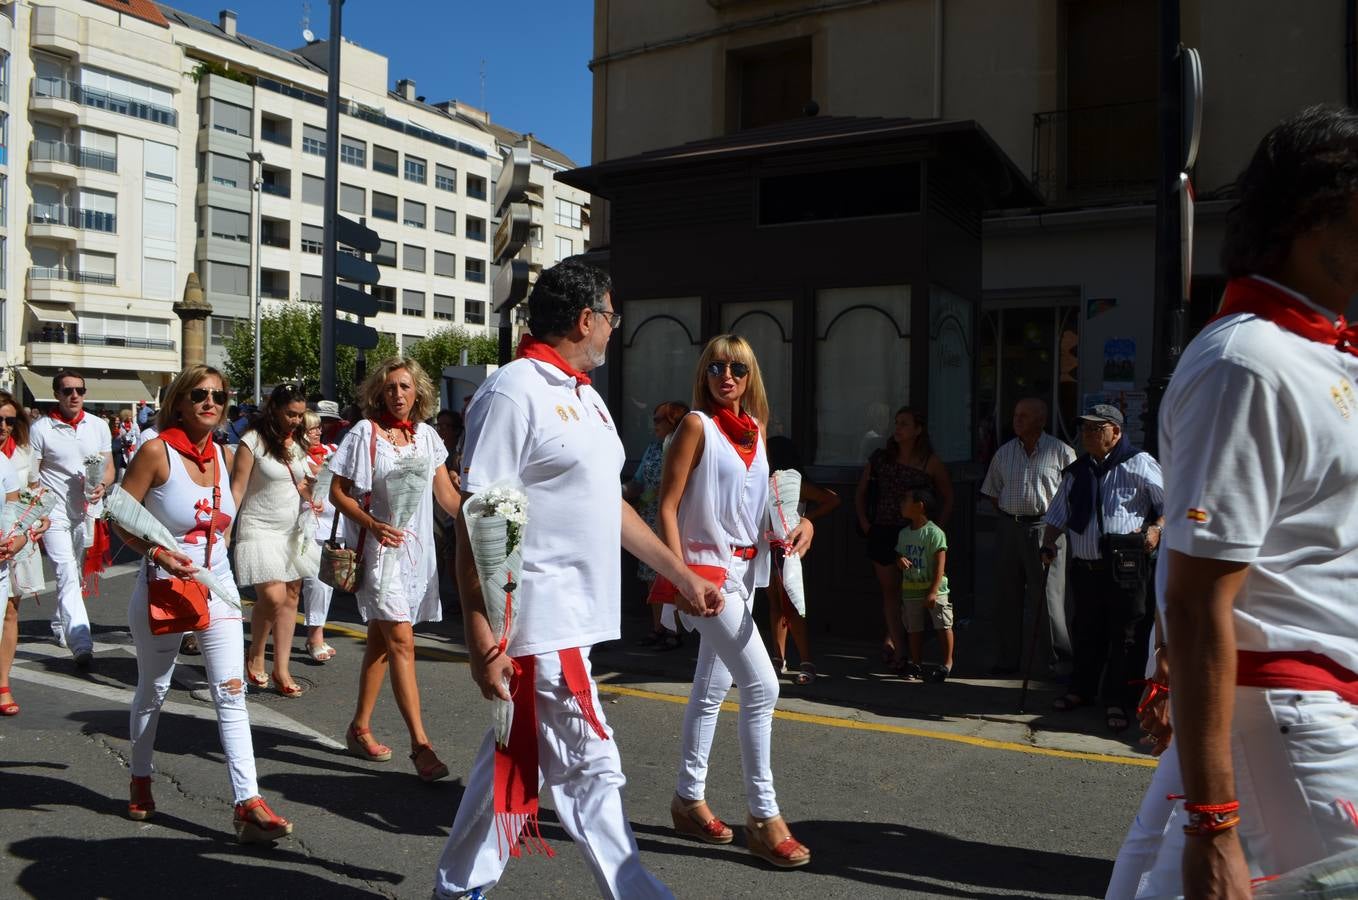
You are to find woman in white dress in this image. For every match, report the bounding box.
[299,410,338,662]
[328,357,462,781]
[232,383,318,697]
[0,390,50,716]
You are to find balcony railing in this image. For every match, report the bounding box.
[30,140,118,173]
[33,76,177,127]
[261,128,290,146]
[1031,100,1157,205]
[260,234,290,249]
[260,182,290,197]
[29,265,115,286]
[28,331,175,351]
[30,203,116,233]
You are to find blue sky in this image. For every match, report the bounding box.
[167,0,596,164]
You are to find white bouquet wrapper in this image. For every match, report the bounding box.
[0,488,57,544]
[767,469,806,617]
[82,453,104,543]
[1254,846,1358,896]
[464,481,528,747]
[375,453,430,598]
[311,464,335,517]
[102,485,237,609]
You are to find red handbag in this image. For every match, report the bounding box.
[147,452,220,636]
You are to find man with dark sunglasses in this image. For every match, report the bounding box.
[27,370,113,666]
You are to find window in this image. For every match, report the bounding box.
[466,216,486,242]
[435,164,456,192]
[464,299,486,325]
[205,261,248,297]
[260,218,290,248]
[373,285,396,314]
[434,207,456,235]
[402,289,425,316]
[80,250,117,282]
[300,224,324,255]
[725,37,812,132]
[374,240,397,267]
[209,153,248,189]
[433,294,455,321]
[373,145,398,176]
[555,236,574,261]
[341,183,365,215]
[405,155,426,184]
[209,316,241,346]
[261,114,290,146]
[372,191,397,221]
[434,251,456,278]
[211,99,252,137]
[142,198,173,240]
[466,175,487,200]
[144,141,174,182]
[340,135,366,168]
[79,189,117,232]
[465,258,485,283]
[208,207,249,242]
[143,257,172,299]
[302,124,327,156]
[620,298,701,454]
[300,274,323,303]
[555,198,582,229]
[259,270,289,299]
[302,174,325,206]
[404,200,426,229]
[403,245,426,272]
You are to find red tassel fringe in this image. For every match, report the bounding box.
[82,519,111,598]
[495,811,555,859]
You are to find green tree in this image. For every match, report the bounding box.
[405,325,498,382]
[224,302,397,406]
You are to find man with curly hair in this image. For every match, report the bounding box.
[1121,105,1358,898]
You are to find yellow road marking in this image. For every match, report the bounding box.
[313,618,1154,768]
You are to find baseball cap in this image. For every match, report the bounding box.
[1078,403,1124,427]
[316,400,340,420]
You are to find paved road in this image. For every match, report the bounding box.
[1,563,1153,899]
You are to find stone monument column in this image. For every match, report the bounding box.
[173,272,212,368]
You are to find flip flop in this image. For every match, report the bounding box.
[1107,707,1130,732]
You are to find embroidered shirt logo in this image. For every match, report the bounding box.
[555,405,569,422]
[1186,508,1209,523]
[1331,380,1355,420]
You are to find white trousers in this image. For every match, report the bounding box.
[1136,687,1358,898]
[434,648,671,900]
[677,573,781,819]
[301,576,333,627]
[1106,748,1182,899]
[43,518,91,654]
[128,585,259,804]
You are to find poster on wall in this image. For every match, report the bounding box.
[1082,390,1148,446]
[1102,338,1137,390]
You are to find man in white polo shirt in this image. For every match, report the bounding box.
[1131,105,1358,898]
[28,370,112,666]
[433,261,722,900]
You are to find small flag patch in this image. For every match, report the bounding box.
[1187,508,1209,523]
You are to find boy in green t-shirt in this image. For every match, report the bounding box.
[895,487,954,682]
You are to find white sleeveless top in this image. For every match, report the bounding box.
[675,411,771,597]
[142,442,237,580]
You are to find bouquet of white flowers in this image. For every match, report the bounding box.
[102,485,237,608]
[767,469,806,617]
[81,453,104,541]
[464,481,529,747]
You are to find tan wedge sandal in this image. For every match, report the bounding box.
[745,814,811,869]
[670,794,734,844]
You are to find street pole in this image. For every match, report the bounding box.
[319,0,343,400]
[1144,0,1183,457]
[248,150,264,404]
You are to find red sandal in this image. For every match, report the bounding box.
[345,723,393,762]
[233,796,293,843]
[670,794,734,844]
[0,688,19,716]
[128,775,155,821]
[745,814,811,869]
[409,743,449,783]
[271,673,304,698]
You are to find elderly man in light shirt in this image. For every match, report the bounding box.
[980,398,1075,676]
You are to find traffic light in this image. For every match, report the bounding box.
[332,215,380,351]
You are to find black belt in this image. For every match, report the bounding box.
[1000,512,1045,525]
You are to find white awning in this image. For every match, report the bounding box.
[19,369,153,405]
[26,301,77,325]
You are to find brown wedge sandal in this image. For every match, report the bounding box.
[745,814,811,869]
[670,794,734,844]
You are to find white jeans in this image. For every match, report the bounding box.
[128,583,259,804]
[1136,687,1358,897]
[301,576,333,628]
[677,570,781,819]
[1106,747,1182,899]
[43,518,91,654]
[434,648,671,900]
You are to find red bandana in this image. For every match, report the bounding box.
[50,409,84,427]
[516,334,591,386]
[713,407,759,469]
[377,413,416,437]
[307,442,335,465]
[158,427,216,473]
[0,436,14,458]
[1213,277,1358,356]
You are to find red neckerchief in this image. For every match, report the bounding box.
[0,436,15,458]
[50,409,84,427]
[307,443,333,465]
[158,427,215,473]
[377,413,416,437]
[713,407,759,469]
[516,333,591,386]
[1213,277,1358,357]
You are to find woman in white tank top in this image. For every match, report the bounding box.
[657,334,814,869]
[114,365,294,844]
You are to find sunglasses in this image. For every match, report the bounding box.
[0,417,17,428]
[59,386,87,397]
[190,388,228,406]
[706,361,750,379]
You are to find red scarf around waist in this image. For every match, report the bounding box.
[713,407,759,469]
[158,426,216,473]
[1214,277,1358,357]
[1238,650,1358,705]
[494,647,608,859]
[516,334,591,386]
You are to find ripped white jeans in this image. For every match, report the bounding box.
[128,581,258,803]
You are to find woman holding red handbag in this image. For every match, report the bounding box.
[115,365,294,843]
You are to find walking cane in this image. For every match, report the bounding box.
[1017,560,1051,713]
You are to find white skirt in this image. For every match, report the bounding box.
[233,529,320,585]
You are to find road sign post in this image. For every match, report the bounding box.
[493,143,534,365]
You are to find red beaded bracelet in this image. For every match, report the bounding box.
[1181,799,1241,836]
